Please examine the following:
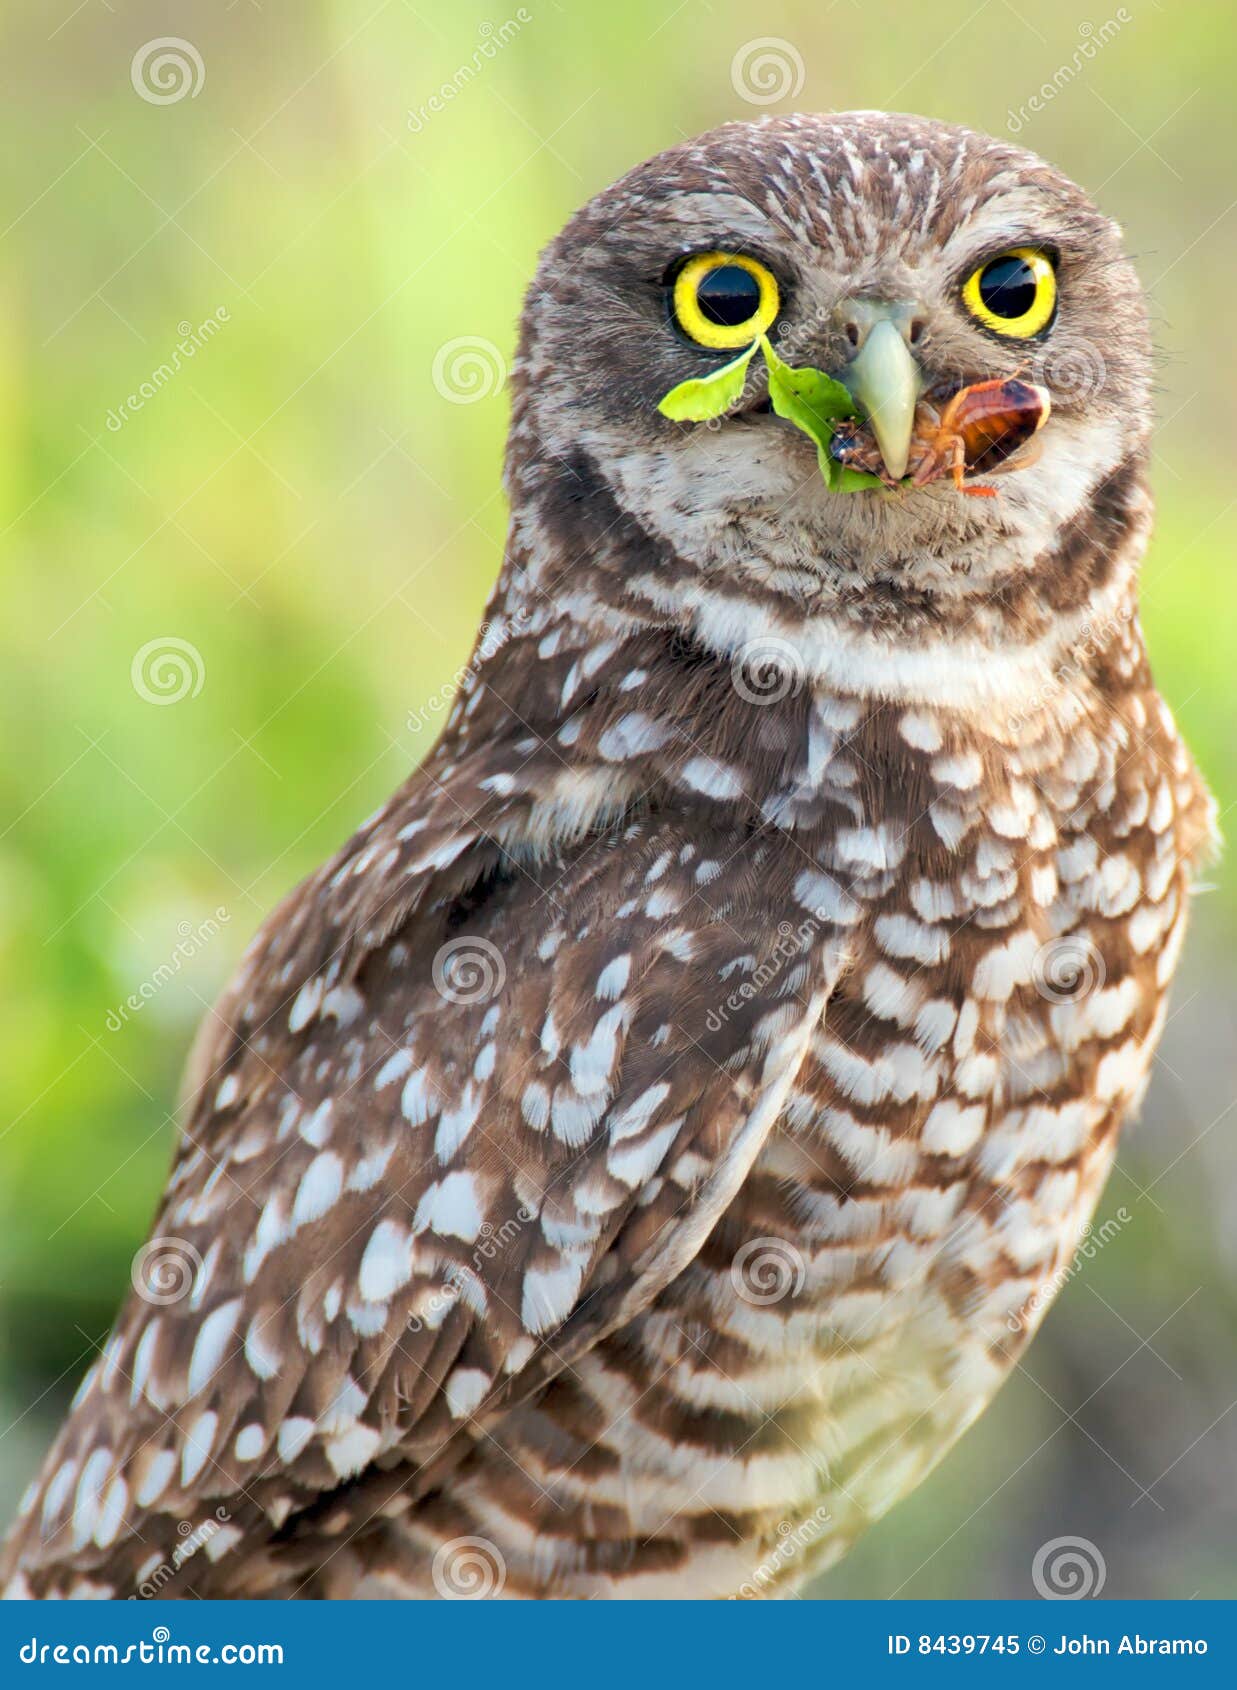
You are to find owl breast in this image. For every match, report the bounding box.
[360,676,1206,1601]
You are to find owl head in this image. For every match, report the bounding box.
[504,113,1152,667]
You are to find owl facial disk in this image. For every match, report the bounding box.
[517,114,1152,588]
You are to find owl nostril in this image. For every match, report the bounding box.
[843,322,861,348]
[909,317,927,345]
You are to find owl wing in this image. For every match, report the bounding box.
[2,748,848,1597]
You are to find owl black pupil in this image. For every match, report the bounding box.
[977,255,1040,320]
[695,265,762,327]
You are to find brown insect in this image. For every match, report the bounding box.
[831,376,1052,497]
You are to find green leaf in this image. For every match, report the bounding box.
[831,463,888,493]
[759,336,885,493]
[657,341,759,422]
[655,334,888,493]
[761,335,855,443]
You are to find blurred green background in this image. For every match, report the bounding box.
[1,0,1234,1598]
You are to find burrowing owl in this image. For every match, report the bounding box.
[2,112,1214,1601]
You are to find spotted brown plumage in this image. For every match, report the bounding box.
[1,112,1215,1599]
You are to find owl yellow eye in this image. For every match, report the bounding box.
[961,247,1057,339]
[671,251,779,350]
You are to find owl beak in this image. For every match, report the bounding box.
[839,307,924,483]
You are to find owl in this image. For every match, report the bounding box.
[1,112,1215,1601]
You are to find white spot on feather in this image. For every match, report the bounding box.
[44,1459,80,1529]
[374,1049,413,1090]
[326,1423,381,1479]
[680,756,744,800]
[400,1066,435,1126]
[435,1086,481,1161]
[415,1171,484,1241]
[299,1100,334,1148]
[134,1448,176,1509]
[188,1298,241,1397]
[214,1074,240,1110]
[596,955,631,1000]
[359,1220,413,1302]
[244,1315,282,1381]
[234,1424,265,1462]
[598,713,668,761]
[292,1152,344,1227]
[288,977,323,1032]
[181,1411,218,1485]
[445,1366,491,1419]
[277,1417,315,1463]
[522,1256,587,1334]
[94,1476,128,1549]
[609,1083,670,1141]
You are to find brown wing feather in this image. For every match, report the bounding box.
[2,767,846,1597]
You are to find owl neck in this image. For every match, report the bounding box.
[416,468,1151,868]
[474,441,1151,736]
